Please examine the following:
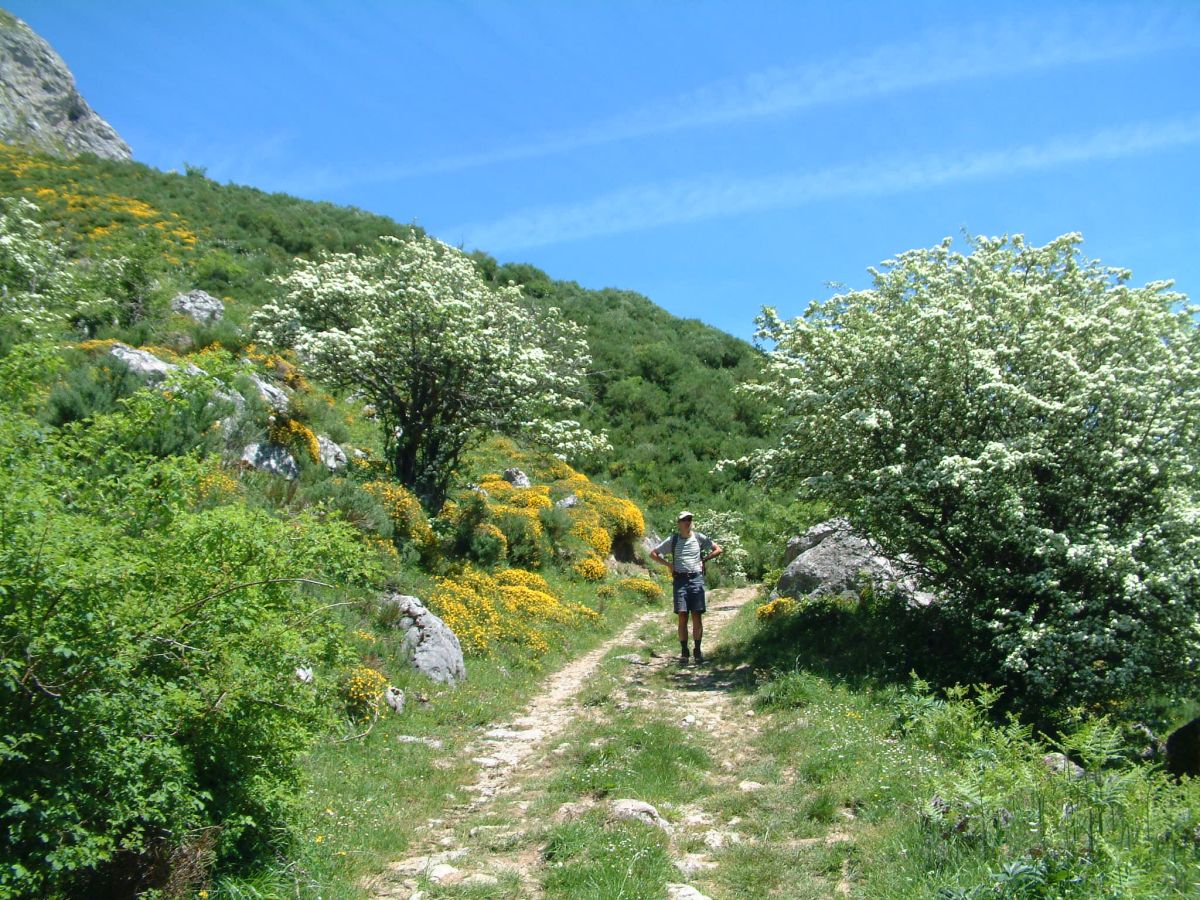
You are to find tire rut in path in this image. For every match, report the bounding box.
[367,586,760,897]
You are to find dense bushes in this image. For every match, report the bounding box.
[0,363,380,896]
[746,234,1200,716]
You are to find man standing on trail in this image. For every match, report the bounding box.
[651,511,722,664]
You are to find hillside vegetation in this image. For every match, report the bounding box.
[0,142,793,897]
[0,144,797,557]
[4,139,1200,899]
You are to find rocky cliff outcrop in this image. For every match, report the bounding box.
[0,9,131,160]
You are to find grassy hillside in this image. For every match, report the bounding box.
[0,141,805,896]
[0,141,812,572]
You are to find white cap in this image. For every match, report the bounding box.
[677,510,694,521]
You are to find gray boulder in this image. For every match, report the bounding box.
[317,435,347,471]
[503,467,531,488]
[240,442,299,480]
[382,594,467,685]
[555,493,579,509]
[640,530,664,563]
[776,518,934,606]
[384,686,405,714]
[109,342,202,381]
[783,518,849,567]
[247,372,289,410]
[1042,752,1085,780]
[170,289,224,323]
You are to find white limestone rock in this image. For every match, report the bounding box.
[317,434,347,471]
[240,442,299,480]
[382,594,467,685]
[170,289,224,323]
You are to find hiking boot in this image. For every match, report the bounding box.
[693,648,704,665]
[679,649,691,665]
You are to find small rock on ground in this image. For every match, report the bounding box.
[667,885,713,900]
[427,863,462,884]
[609,798,672,832]
[461,873,499,887]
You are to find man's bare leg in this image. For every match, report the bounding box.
[692,612,704,663]
[677,611,690,660]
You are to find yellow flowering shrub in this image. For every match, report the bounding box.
[491,503,543,539]
[75,338,120,353]
[757,596,800,620]
[364,480,435,548]
[535,458,579,482]
[268,417,320,464]
[366,535,400,562]
[507,486,552,509]
[246,344,310,391]
[617,577,664,602]
[572,485,645,539]
[570,516,612,557]
[342,666,388,720]
[495,568,552,593]
[574,555,607,581]
[476,474,513,498]
[0,147,203,255]
[429,567,597,656]
[473,523,508,563]
[449,440,649,573]
[429,569,502,654]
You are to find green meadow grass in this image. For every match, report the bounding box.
[212,580,659,899]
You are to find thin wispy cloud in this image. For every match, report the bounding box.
[450,115,1200,251]
[363,6,1199,183]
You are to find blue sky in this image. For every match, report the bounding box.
[10,0,1200,340]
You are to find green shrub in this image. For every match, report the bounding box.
[897,680,1200,897]
[0,393,379,896]
[43,353,143,425]
[295,476,393,538]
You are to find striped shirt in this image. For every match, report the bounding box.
[655,532,714,575]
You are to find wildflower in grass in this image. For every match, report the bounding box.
[341,666,388,721]
[757,596,799,620]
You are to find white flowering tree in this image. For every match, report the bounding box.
[742,233,1200,712]
[252,235,608,508]
[0,197,70,340]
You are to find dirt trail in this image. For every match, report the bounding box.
[367,587,761,898]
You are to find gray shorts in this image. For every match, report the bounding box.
[672,572,706,613]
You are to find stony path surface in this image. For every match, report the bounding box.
[365,586,852,898]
